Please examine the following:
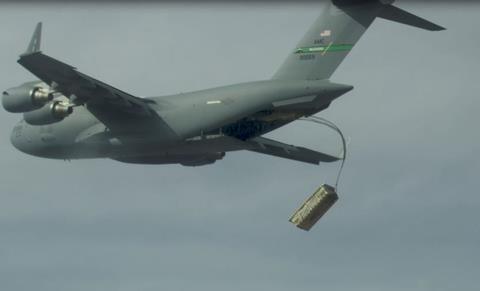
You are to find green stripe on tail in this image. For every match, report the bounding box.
[295,44,354,54]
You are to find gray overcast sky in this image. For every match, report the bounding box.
[0,2,479,291]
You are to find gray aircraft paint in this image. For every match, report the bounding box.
[3,0,444,166]
[2,3,478,291]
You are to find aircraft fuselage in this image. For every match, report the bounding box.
[10,80,352,165]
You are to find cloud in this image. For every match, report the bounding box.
[0,2,478,291]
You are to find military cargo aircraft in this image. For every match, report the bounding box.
[2,0,444,166]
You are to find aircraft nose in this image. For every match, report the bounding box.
[10,120,33,155]
[10,123,23,152]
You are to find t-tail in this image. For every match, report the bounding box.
[273,0,445,81]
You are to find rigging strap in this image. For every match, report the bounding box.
[299,116,347,190]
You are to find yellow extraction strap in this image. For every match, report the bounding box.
[289,116,347,231]
[299,116,347,190]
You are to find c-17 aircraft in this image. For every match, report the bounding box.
[2,0,444,166]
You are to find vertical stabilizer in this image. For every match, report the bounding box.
[273,1,444,81]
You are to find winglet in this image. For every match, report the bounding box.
[23,22,42,56]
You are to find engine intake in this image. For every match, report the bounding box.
[2,82,54,113]
[24,101,73,125]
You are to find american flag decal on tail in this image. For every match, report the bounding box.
[320,30,331,37]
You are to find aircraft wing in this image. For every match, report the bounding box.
[247,136,340,165]
[17,23,156,132]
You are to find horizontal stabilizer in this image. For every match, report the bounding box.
[248,137,340,165]
[378,4,446,31]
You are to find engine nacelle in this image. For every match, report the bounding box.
[2,82,53,113]
[24,101,73,125]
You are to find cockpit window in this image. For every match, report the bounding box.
[13,125,23,138]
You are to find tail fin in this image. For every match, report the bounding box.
[272,0,444,81]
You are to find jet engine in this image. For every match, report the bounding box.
[2,82,53,113]
[24,101,73,125]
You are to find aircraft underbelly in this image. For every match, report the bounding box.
[158,80,352,140]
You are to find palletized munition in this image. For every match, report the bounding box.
[289,184,338,231]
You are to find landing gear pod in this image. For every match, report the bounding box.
[289,184,339,231]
